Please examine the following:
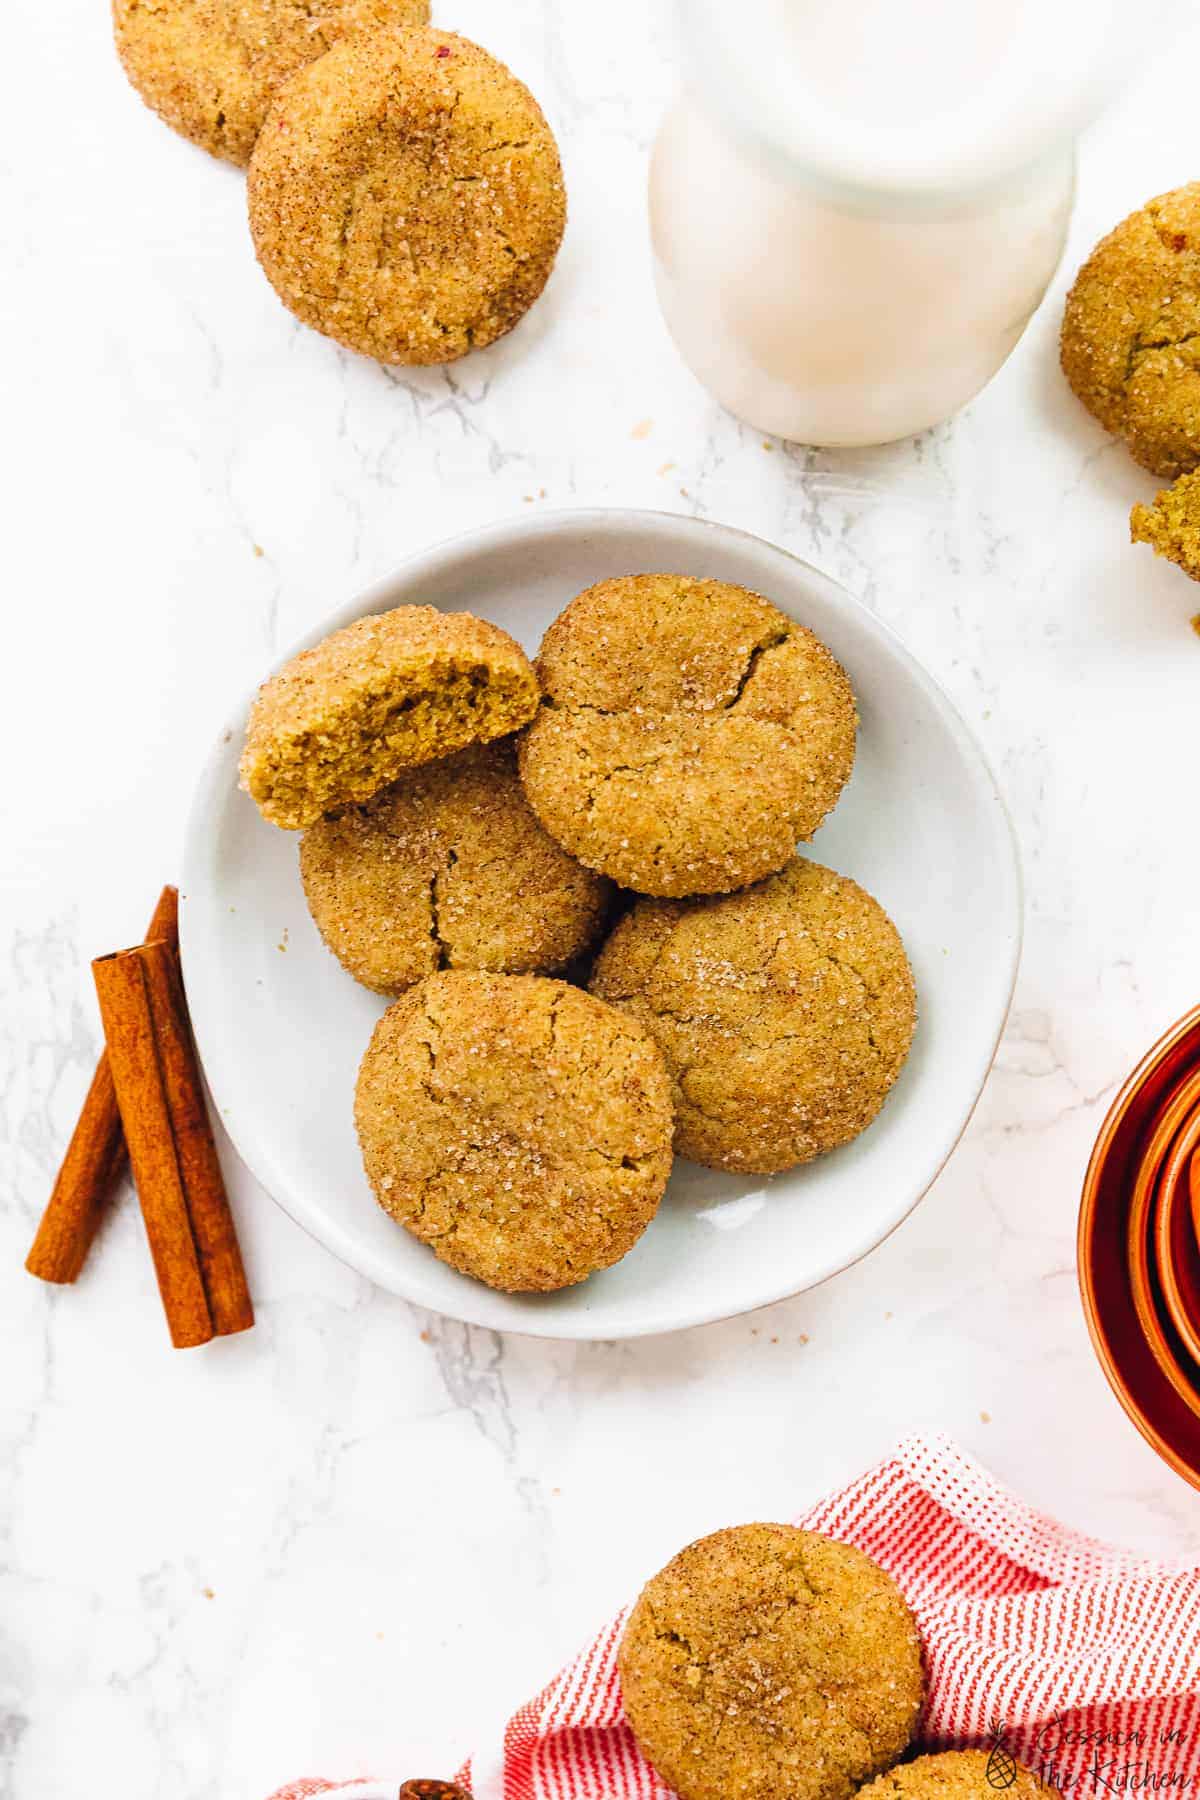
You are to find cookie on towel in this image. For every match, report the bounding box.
[248,27,566,363]
[240,605,538,830]
[518,575,857,898]
[112,0,430,164]
[300,741,612,994]
[354,971,674,1292]
[618,1523,924,1800]
[590,855,915,1175]
[858,1750,1060,1800]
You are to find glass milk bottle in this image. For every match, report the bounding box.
[651,0,1166,447]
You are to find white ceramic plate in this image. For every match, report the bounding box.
[181,509,1021,1339]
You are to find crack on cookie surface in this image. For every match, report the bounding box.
[619,1525,924,1800]
[246,28,566,363]
[355,972,674,1290]
[113,0,433,163]
[518,577,857,898]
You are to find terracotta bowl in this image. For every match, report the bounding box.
[1155,1098,1200,1366]
[1126,1064,1200,1419]
[1079,1003,1200,1490]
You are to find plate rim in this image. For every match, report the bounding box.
[180,505,1024,1340]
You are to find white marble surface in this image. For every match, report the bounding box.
[4,2,1200,1795]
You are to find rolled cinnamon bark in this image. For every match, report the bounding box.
[26,885,178,1284]
[93,942,213,1349]
[140,940,253,1337]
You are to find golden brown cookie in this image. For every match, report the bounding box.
[354,971,674,1291]
[518,576,857,899]
[1061,184,1200,477]
[247,27,566,364]
[1131,467,1200,581]
[618,1523,924,1800]
[112,0,430,164]
[300,741,612,994]
[240,605,538,830]
[590,856,915,1175]
[858,1750,1059,1800]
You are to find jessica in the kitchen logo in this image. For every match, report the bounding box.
[986,1715,1199,1793]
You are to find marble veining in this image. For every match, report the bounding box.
[3,1,1200,1796]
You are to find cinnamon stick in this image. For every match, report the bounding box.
[26,885,178,1284]
[93,943,213,1349]
[140,940,253,1337]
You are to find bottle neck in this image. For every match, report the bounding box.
[679,0,1160,216]
[679,85,1077,226]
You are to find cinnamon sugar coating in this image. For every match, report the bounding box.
[112,0,430,164]
[618,1524,924,1800]
[354,972,674,1292]
[247,27,566,364]
[240,605,538,830]
[1131,467,1200,582]
[518,576,857,898]
[859,1752,1059,1800]
[590,856,915,1175]
[300,741,612,995]
[1061,183,1200,477]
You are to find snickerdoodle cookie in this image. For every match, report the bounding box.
[618,1524,924,1800]
[300,741,612,994]
[240,605,538,830]
[859,1751,1058,1800]
[1131,466,1200,581]
[590,856,915,1175]
[354,971,674,1291]
[247,28,566,364]
[518,576,857,898]
[112,0,430,164]
[1061,183,1200,477]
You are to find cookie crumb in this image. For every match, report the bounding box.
[1131,467,1200,581]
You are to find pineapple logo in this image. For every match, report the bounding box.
[985,1718,1019,1790]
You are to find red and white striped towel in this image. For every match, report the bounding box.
[268,1435,1200,1800]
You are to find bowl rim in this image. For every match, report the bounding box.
[1125,1064,1200,1419]
[181,505,1024,1339]
[1079,1001,1200,1486]
[1155,1099,1200,1365]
